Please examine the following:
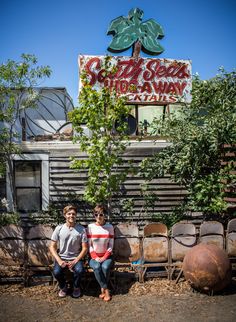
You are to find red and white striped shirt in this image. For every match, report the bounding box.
[87,223,114,260]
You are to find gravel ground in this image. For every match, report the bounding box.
[0,277,236,322]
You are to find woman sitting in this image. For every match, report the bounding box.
[87,204,114,302]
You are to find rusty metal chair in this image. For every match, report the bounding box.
[199,221,224,249]
[113,223,142,282]
[0,224,25,283]
[169,222,197,281]
[140,222,170,282]
[226,218,236,270]
[25,224,54,285]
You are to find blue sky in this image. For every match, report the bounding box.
[1,0,235,104]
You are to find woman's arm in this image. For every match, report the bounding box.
[98,225,114,262]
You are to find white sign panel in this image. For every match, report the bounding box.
[79,55,192,104]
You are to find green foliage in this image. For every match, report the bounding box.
[28,204,63,227]
[187,167,233,214]
[69,57,134,207]
[0,212,20,227]
[151,211,185,229]
[0,54,51,209]
[116,184,159,220]
[141,69,236,217]
[120,198,135,217]
[107,8,164,55]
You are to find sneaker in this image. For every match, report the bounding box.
[58,287,67,298]
[72,287,81,298]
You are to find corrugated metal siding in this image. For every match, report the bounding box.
[0,177,6,212]
[49,147,187,224]
[223,144,236,211]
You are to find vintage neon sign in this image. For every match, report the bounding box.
[79,55,192,104]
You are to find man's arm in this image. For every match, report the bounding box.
[49,240,67,267]
[67,242,88,269]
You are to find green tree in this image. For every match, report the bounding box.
[69,58,134,217]
[140,69,236,218]
[0,54,51,211]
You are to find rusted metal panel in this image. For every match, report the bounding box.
[226,218,236,257]
[199,236,224,249]
[200,221,224,236]
[114,223,139,237]
[26,225,54,267]
[27,240,53,266]
[172,222,196,237]
[171,236,196,261]
[143,237,168,262]
[143,223,168,237]
[199,221,224,249]
[0,240,25,266]
[226,233,236,257]
[171,222,197,262]
[0,224,24,239]
[113,237,141,263]
[27,224,53,240]
[0,225,24,266]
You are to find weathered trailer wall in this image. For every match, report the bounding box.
[1,141,235,225]
[49,143,187,224]
[0,176,6,212]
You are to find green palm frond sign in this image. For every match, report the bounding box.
[107,8,164,56]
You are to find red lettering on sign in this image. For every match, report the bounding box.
[115,58,144,81]
[174,82,187,95]
[167,82,176,94]
[120,80,129,93]
[169,96,177,103]
[174,65,189,78]
[156,65,166,77]
[140,82,152,93]
[81,56,191,104]
[84,57,101,85]
[152,81,167,94]
[104,78,109,88]
[98,69,106,82]
[150,95,157,102]
[143,60,159,81]
[133,94,142,101]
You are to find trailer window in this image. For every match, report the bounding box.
[14,161,41,212]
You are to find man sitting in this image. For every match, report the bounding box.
[49,205,88,298]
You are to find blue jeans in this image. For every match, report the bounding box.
[53,260,84,289]
[89,258,113,289]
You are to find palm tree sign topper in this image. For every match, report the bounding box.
[107,8,164,56]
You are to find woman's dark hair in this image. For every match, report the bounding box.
[93,204,107,215]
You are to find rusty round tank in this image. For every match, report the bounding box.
[183,244,232,293]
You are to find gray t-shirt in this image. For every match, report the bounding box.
[51,223,87,260]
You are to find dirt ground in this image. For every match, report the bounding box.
[0,276,236,322]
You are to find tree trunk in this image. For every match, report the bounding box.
[132,40,141,60]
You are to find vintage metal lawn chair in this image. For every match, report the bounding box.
[140,222,170,282]
[226,218,236,270]
[113,223,142,281]
[169,222,197,281]
[0,224,25,282]
[25,224,54,285]
[199,221,224,249]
